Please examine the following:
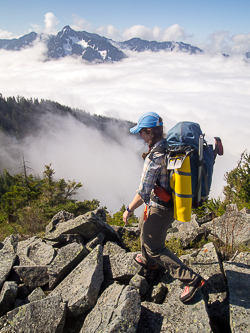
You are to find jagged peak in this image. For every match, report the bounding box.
[62,25,73,32]
[56,25,76,39]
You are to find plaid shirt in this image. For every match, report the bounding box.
[137,139,171,209]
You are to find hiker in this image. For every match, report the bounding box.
[122,112,205,303]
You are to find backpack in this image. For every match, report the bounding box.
[150,121,223,222]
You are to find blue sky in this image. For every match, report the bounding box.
[1,0,250,45]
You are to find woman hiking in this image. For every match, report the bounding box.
[122,111,205,303]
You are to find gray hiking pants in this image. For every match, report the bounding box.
[139,205,200,286]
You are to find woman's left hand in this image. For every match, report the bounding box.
[122,194,144,225]
[123,210,131,225]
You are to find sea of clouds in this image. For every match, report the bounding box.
[0,40,250,215]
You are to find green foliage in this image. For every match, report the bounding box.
[64,199,101,216]
[189,235,213,249]
[121,230,141,252]
[0,164,99,241]
[237,244,250,253]
[192,198,225,218]
[165,236,186,257]
[0,219,16,242]
[38,164,83,209]
[223,151,250,208]
[106,204,139,227]
[106,204,140,252]
[17,204,46,235]
[0,169,17,197]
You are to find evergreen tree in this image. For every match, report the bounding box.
[223,150,250,208]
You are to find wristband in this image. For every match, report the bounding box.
[126,206,133,213]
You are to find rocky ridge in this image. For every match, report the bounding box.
[0,205,249,332]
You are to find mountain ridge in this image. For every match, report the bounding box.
[1,25,249,62]
[0,25,204,63]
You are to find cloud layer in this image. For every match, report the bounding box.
[0,41,250,215]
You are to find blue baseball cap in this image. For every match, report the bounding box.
[130,112,163,134]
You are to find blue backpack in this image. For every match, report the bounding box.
[166,121,223,206]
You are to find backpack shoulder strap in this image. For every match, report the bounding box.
[148,145,167,161]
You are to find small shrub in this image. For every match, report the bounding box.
[189,235,213,249]
[165,236,185,257]
[192,198,225,218]
[122,230,141,252]
[0,220,19,242]
[17,205,46,235]
[237,244,250,252]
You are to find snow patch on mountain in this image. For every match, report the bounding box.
[78,40,89,48]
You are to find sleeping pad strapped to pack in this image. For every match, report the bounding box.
[169,154,193,223]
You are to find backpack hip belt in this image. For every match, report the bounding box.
[150,193,173,208]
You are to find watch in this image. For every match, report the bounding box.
[126,206,133,213]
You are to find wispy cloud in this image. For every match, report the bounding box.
[71,14,92,32]
[96,24,121,40]
[230,33,250,54]
[121,24,188,42]
[0,29,21,39]
[0,39,250,214]
[198,30,250,55]
[43,12,59,35]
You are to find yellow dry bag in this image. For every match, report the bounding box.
[170,154,192,222]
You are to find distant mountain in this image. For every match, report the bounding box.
[46,26,126,62]
[2,26,248,62]
[0,32,38,50]
[117,38,203,54]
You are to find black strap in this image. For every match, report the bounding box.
[193,160,209,204]
[148,145,166,161]
[150,193,173,208]
[149,144,194,160]
[203,164,209,198]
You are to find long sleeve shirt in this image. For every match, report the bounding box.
[137,138,171,209]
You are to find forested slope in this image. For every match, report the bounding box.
[0,93,134,140]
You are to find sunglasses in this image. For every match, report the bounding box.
[139,128,147,135]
